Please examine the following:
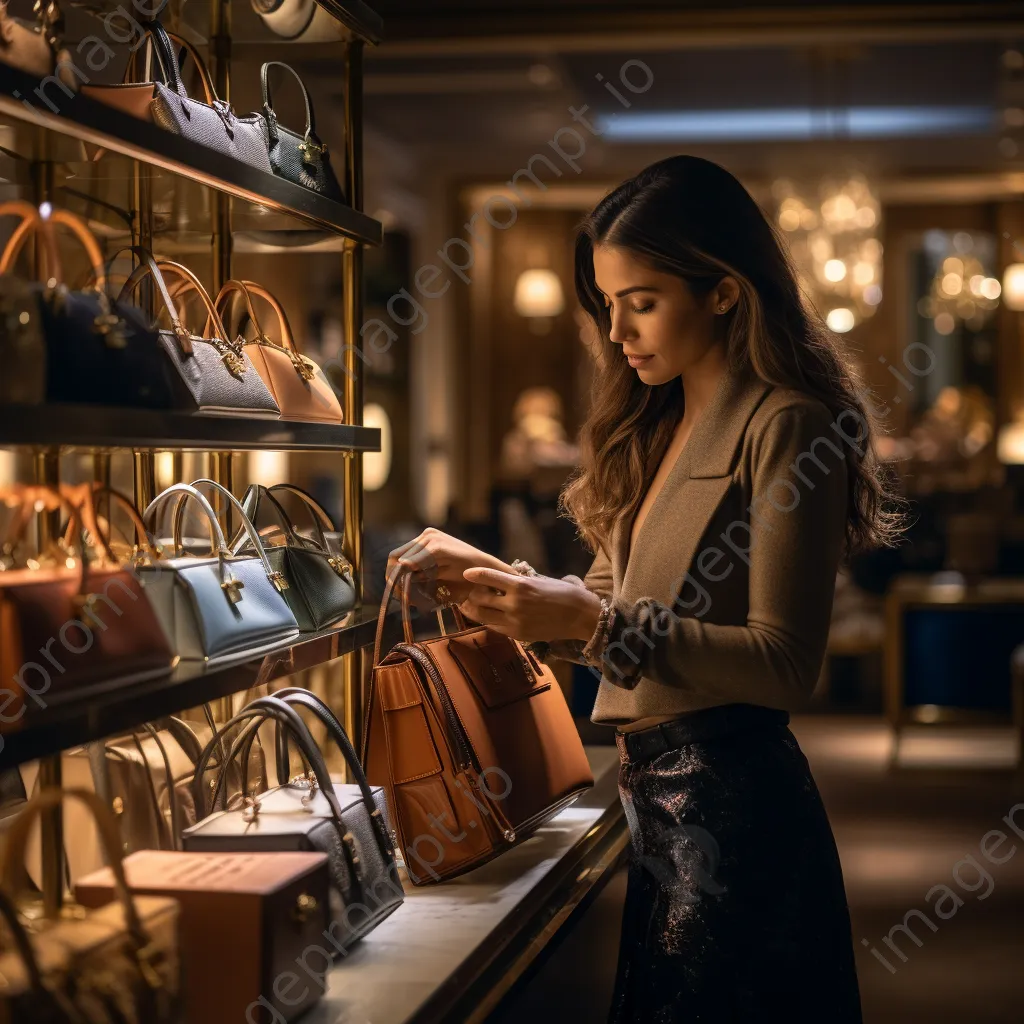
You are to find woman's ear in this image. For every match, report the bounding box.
[711,276,741,314]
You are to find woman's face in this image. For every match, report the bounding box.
[592,244,732,386]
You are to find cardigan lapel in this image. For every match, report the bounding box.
[615,363,773,598]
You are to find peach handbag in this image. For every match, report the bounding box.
[211,279,345,424]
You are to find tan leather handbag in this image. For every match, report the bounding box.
[0,788,182,1023]
[362,571,594,885]
[210,279,345,423]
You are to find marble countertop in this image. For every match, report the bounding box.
[303,745,623,1024]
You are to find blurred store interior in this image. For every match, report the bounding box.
[2,1,1024,1020]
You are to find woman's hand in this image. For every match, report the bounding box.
[461,568,602,644]
[386,528,508,607]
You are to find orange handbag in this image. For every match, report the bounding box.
[362,570,594,885]
[211,279,345,424]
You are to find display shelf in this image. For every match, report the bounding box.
[314,0,384,44]
[0,609,394,769]
[0,62,383,245]
[306,746,628,1024]
[0,404,381,453]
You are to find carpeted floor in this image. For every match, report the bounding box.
[489,716,1024,1023]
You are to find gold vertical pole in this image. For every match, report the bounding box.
[133,451,155,518]
[209,0,233,290]
[30,150,64,916]
[340,39,366,769]
[209,0,234,556]
[33,449,62,914]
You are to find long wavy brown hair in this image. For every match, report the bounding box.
[560,155,907,562]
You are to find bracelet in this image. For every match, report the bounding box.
[582,597,614,665]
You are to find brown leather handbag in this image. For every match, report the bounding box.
[0,484,174,724]
[362,570,594,885]
[211,278,344,423]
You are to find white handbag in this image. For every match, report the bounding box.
[138,483,299,665]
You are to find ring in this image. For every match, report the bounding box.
[436,584,452,605]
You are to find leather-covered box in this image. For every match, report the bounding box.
[75,850,330,1024]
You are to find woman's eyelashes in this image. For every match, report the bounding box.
[631,302,655,315]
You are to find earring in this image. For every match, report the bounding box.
[718,303,729,313]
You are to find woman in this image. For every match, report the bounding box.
[388,155,904,1022]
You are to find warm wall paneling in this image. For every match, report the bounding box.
[456,205,587,522]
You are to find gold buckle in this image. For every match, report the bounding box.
[327,555,352,579]
[220,347,246,377]
[221,576,245,603]
[268,570,289,592]
[299,136,326,160]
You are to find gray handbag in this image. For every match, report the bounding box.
[184,694,403,954]
[117,250,281,418]
[138,483,299,665]
[233,483,355,632]
[260,62,345,202]
[144,22,272,173]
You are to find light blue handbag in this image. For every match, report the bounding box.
[139,483,299,665]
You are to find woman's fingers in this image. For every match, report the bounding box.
[462,567,524,594]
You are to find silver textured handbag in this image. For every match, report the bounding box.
[116,249,281,418]
[138,483,299,665]
[145,22,272,172]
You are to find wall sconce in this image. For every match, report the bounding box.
[514,268,565,335]
[1002,263,1024,311]
[363,403,393,491]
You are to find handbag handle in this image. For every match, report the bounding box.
[0,205,107,293]
[1,789,156,955]
[237,280,302,356]
[142,21,218,107]
[0,200,62,280]
[195,696,341,820]
[143,484,246,598]
[116,248,199,356]
[371,568,468,668]
[172,478,284,587]
[261,61,324,153]
[233,484,335,558]
[0,484,103,597]
[269,687,395,859]
[59,482,157,564]
[210,279,312,373]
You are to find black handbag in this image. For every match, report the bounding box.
[183,695,403,953]
[0,202,177,408]
[232,482,355,632]
[260,61,345,203]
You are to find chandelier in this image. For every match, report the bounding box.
[772,173,883,333]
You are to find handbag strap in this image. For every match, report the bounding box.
[116,249,198,355]
[270,686,394,858]
[237,280,301,356]
[196,697,342,821]
[173,478,281,583]
[372,568,416,668]
[1,788,154,951]
[211,279,267,346]
[261,61,323,151]
[0,205,106,293]
[233,484,330,556]
[143,484,245,597]
[0,484,99,596]
[0,200,61,280]
[59,482,157,564]
[143,21,218,106]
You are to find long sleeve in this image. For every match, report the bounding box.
[529,544,614,666]
[600,402,848,710]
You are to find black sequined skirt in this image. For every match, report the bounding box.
[609,704,863,1024]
